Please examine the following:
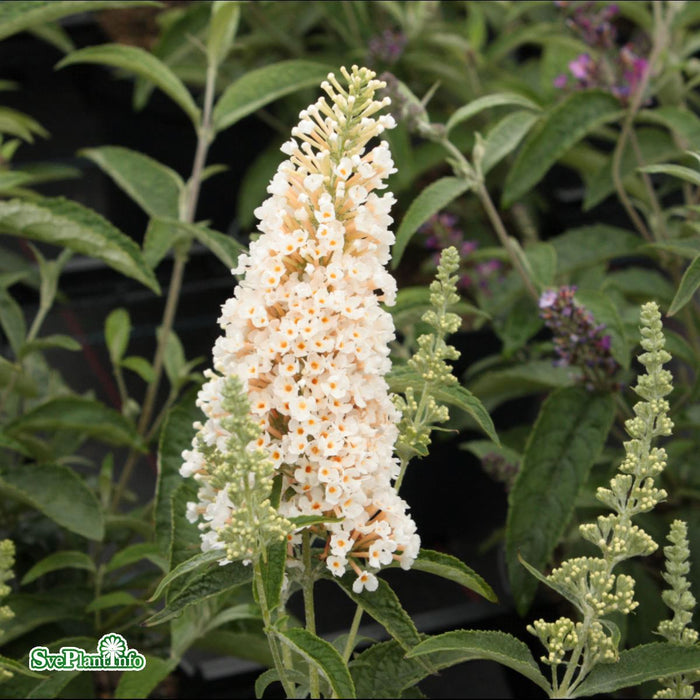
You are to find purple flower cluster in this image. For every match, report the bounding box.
[420,212,503,295]
[367,29,407,66]
[539,286,619,387]
[553,2,649,104]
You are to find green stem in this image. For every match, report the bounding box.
[342,605,363,663]
[302,530,320,699]
[436,136,539,301]
[254,559,297,698]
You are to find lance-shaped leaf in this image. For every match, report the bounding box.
[21,550,95,584]
[506,386,615,615]
[0,462,104,540]
[80,146,184,220]
[668,252,700,316]
[57,44,200,127]
[503,90,623,207]
[482,110,539,175]
[0,2,158,41]
[406,630,551,693]
[332,575,420,651]
[446,92,540,134]
[0,287,25,357]
[6,396,144,449]
[274,627,356,699]
[573,643,700,698]
[143,560,252,626]
[259,541,286,614]
[392,177,472,268]
[213,59,333,133]
[149,550,222,602]
[410,549,497,602]
[114,656,178,700]
[0,197,159,293]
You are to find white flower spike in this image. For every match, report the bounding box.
[181,66,419,590]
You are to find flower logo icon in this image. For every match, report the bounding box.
[97,633,127,666]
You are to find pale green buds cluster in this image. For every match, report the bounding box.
[183,374,292,564]
[0,540,15,682]
[395,247,461,462]
[529,302,674,684]
[654,520,699,699]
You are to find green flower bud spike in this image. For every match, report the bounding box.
[0,540,15,683]
[527,302,674,697]
[394,246,461,487]
[654,519,699,699]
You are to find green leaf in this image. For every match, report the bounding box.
[573,643,700,698]
[446,93,540,134]
[387,365,499,444]
[28,21,75,54]
[143,217,179,269]
[0,356,37,397]
[207,1,240,66]
[86,591,140,612]
[0,171,34,191]
[255,668,308,699]
[637,106,700,150]
[0,107,46,142]
[350,639,465,699]
[144,560,253,626]
[0,654,45,680]
[80,146,184,220]
[150,550,222,602]
[525,242,557,289]
[153,217,245,270]
[18,334,81,358]
[259,541,286,613]
[506,386,615,614]
[212,59,332,133]
[167,482,200,572]
[392,177,471,268]
[482,110,539,175]
[411,549,497,602]
[0,462,104,540]
[406,630,551,693]
[57,44,200,126]
[517,553,584,613]
[105,542,167,573]
[0,287,25,357]
[333,575,420,651]
[6,396,144,449]
[639,162,700,187]
[120,355,156,383]
[503,90,623,207]
[669,252,700,315]
[105,307,131,365]
[21,550,95,584]
[0,2,158,41]
[574,289,630,368]
[114,656,178,700]
[552,224,642,274]
[274,627,356,699]
[0,592,87,645]
[185,221,245,270]
[0,197,160,293]
[642,238,700,260]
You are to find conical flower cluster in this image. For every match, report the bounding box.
[182,66,419,592]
